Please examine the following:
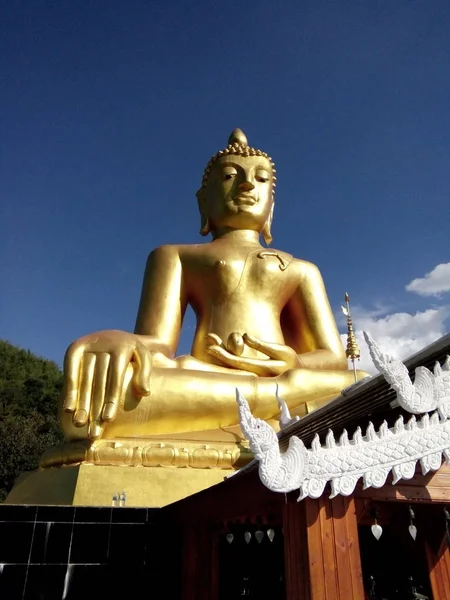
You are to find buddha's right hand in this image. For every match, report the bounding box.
[62,330,152,439]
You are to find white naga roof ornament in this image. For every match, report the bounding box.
[236,332,450,500]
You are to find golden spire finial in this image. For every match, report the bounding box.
[341,292,360,382]
[228,128,248,147]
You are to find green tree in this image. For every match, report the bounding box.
[0,340,64,501]
[0,412,63,500]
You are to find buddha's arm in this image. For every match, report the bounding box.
[285,261,347,370]
[133,246,249,374]
[134,245,187,357]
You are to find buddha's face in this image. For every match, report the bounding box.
[201,154,274,235]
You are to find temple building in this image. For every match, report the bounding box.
[2,332,449,599]
[170,332,450,599]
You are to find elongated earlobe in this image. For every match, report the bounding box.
[262,203,274,245]
[262,223,272,245]
[196,188,211,237]
[200,216,211,237]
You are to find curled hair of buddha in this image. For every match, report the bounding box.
[201,128,277,191]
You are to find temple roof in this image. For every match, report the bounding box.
[234,332,450,480]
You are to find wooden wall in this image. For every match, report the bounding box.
[173,463,450,600]
[282,498,310,600]
[354,463,450,600]
[172,470,283,600]
[282,494,365,600]
[354,462,450,504]
[426,536,450,600]
[181,520,217,600]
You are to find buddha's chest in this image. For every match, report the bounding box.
[188,249,293,303]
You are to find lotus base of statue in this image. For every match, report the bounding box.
[5,459,245,507]
[5,426,254,506]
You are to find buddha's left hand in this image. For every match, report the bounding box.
[205,333,301,376]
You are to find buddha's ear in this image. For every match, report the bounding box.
[262,203,274,245]
[196,188,211,237]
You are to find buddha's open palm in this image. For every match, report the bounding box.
[62,330,152,439]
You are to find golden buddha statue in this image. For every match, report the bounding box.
[60,127,366,440]
[7,129,367,506]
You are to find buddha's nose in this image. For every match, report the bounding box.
[239,180,255,192]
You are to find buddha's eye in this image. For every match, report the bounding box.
[222,167,238,181]
[255,170,270,183]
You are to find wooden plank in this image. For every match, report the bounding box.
[355,484,450,503]
[319,496,339,599]
[304,496,364,600]
[342,497,365,599]
[282,497,310,600]
[354,497,369,523]
[437,537,450,596]
[330,495,353,599]
[399,462,450,485]
[181,521,216,600]
[425,543,439,599]
[282,499,296,599]
[354,463,450,503]
[168,468,280,524]
[181,525,197,600]
[444,539,450,586]
[305,498,326,600]
[331,496,354,598]
[282,501,295,600]
[425,540,448,600]
[210,530,219,600]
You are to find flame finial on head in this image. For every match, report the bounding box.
[228,128,248,147]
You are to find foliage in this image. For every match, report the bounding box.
[0,340,64,501]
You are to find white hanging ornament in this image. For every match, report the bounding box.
[244,531,252,544]
[408,505,417,541]
[255,530,264,544]
[267,528,275,542]
[371,521,383,541]
[226,533,234,544]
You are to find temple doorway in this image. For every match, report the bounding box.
[358,502,448,599]
[218,522,285,599]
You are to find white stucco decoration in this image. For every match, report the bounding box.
[236,333,450,500]
[276,383,300,430]
[364,331,450,420]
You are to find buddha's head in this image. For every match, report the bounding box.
[196,129,276,244]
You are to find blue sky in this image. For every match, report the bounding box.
[1,0,449,370]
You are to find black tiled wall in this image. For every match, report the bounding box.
[0,504,180,599]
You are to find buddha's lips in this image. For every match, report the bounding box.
[233,194,257,205]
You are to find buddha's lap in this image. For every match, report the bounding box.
[59,366,367,441]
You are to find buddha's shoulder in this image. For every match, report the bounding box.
[287,256,323,278]
[148,243,208,261]
[265,247,318,270]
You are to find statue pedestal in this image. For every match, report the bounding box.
[5,436,253,506]
[5,463,237,507]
